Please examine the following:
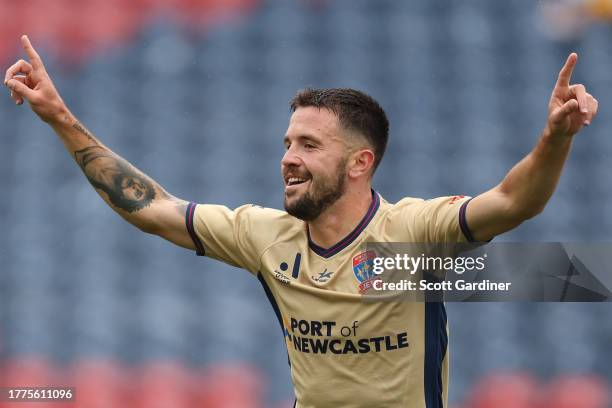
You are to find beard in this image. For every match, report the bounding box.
[284,159,347,221]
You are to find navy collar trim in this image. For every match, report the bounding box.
[308,190,380,258]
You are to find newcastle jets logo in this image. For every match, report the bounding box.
[312,268,334,283]
[353,250,380,293]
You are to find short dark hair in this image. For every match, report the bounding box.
[290,88,389,173]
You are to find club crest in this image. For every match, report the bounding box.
[353,250,380,293]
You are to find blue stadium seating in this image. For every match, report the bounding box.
[1,0,611,404]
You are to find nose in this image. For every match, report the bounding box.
[281,145,302,168]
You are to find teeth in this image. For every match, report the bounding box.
[288,177,308,185]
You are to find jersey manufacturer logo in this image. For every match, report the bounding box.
[311,268,334,283]
[273,253,302,284]
[353,250,380,293]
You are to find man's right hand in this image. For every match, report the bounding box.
[4,35,198,252]
[4,35,66,123]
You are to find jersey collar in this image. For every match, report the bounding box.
[308,189,380,258]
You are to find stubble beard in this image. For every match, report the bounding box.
[284,160,347,221]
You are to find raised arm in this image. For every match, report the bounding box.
[4,35,195,250]
[465,52,598,242]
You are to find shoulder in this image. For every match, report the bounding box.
[378,195,425,218]
[231,204,305,241]
[376,194,471,240]
[381,195,470,216]
[237,204,299,224]
[196,203,301,227]
[192,203,305,270]
[387,196,426,210]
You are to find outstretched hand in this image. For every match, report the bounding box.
[547,53,598,138]
[4,35,65,123]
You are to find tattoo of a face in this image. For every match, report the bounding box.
[74,146,161,213]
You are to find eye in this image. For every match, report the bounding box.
[304,143,315,150]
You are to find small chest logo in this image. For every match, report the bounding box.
[311,268,334,283]
[353,250,380,293]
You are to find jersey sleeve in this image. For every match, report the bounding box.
[185,203,267,274]
[394,195,476,243]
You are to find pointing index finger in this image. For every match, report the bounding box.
[556,52,577,88]
[21,35,44,70]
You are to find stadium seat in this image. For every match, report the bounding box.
[195,363,264,408]
[67,359,128,408]
[132,361,196,408]
[540,375,610,408]
[465,372,539,408]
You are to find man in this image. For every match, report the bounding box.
[4,35,598,407]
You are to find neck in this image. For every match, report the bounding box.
[308,185,373,249]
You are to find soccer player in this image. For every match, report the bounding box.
[4,35,598,407]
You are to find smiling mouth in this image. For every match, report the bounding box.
[287,177,309,186]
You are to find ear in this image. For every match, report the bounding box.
[347,148,375,179]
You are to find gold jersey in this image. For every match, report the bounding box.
[185,191,473,408]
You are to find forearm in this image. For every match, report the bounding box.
[497,129,573,218]
[49,108,185,233]
[466,130,573,241]
[50,107,109,154]
[451,53,596,242]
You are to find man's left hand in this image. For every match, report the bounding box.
[547,53,598,138]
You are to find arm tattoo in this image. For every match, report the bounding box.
[73,121,99,145]
[74,145,167,213]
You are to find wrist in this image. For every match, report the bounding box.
[541,126,573,147]
[47,104,74,128]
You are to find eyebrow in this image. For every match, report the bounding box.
[283,133,321,145]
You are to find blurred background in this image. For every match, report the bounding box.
[0,0,611,407]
